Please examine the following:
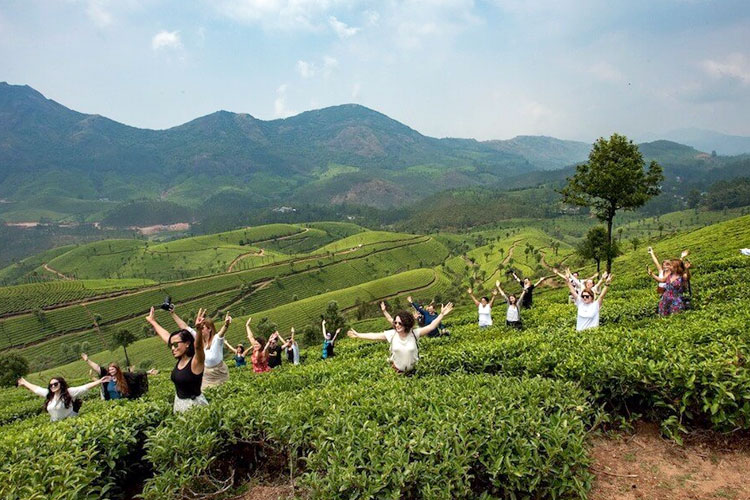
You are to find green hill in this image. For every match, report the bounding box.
[1,214,748,499]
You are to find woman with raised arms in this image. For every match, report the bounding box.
[245,317,272,373]
[565,270,612,331]
[467,287,498,328]
[146,306,207,412]
[17,375,109,421]
[348,302,453,373]
[494,280,526,330]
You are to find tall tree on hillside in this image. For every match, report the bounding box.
[577,226,619,273]
[560,133,663,272]
[111,328,137,369]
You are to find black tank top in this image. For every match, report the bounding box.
[171,357,203,399]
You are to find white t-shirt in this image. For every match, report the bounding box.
[658,270,666,289]
[204,334,225,368]
[506,304,520,322]
[384,328,420,372]
[478,303,493,326]
[575,297,600,331]
[31,385,91,421]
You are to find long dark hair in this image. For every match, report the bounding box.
[168,329,195,357]
[45,377,73,411]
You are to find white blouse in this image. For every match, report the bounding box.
[478,304,493,326]
[384,328,421,372]
[31,385,92,421]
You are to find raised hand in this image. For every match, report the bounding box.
[467,288,472,294]
[100,376,112,384]
[380,301,387,311]
[441,302,454,316]
[407,296,413,303]
[17,377,26,387]
[492,289,498,296]
[146,307,155,322]
[224,313,232,325]
[335,328,342,334]
[648,246,654,254]
[245,317,252,327]
[81,353,88,361]
[681,249,690,259]
[495,280,500,289]
[347,329,358,339]
[606,274,613,284]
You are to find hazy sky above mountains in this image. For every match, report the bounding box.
[2,0,749,142]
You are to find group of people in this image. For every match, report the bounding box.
[18,245,695,420]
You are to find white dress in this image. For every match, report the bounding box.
[31,385,92,421]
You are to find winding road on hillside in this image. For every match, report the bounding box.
[42,263,73,280]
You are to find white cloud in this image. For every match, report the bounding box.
[352,82,361,100]
[329,16,360,38]
[274,83,294,118]
[152,30,183,51]
[701,53,750,85]
[296,60,316,78]
[86,0,113,28]
[213,0,350,31]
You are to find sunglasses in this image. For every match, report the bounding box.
[49,382,60,388]
[393,320,404,326]
[581,294,592,299]
[170,341,186,349]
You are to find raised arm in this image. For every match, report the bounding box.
[586,272,599,282]
[488,289,499,307]
[417,303,454,337]
[223,338,238,354]
[331,328,341,344]
[191,319,205,375]
[495,280,508,301]
[511,272,522,285]
[263,332,279,353]
[408,296,427,316]
[321,319,328,339]
[647,266,667,282]
[245,318,261,350]
[563,270,579,298]
[467,288,480,306]
[598,274,613,305]
[69,376,110,398]
[80,353,103,375]
[380,302,394,323]
[594,273,607,291]
[216,313,232,338]
[146,307,172,344]
[534,276,547,287]
[648,247,662,272]
[552,268,567,281]
[347,329,387,341]
[17,377,48,397]
[169,306,190,330]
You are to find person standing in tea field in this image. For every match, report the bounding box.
[321,319,341,359]
[194,313,232,389]
[510,272,548,309]
[347,302,454,373]
[467,288,498,328]
[147,306,207,412]
[648,257,691,316]
[245,318,272,373]
[223,340,248,368]
[494,280,526,330]
[17,375,109,421]
[280,328,300,365]
[565,270,612,331]
[80,353,150,400]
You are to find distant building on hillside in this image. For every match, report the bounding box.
[273,206,296,213]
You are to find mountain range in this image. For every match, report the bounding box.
[0,82,746,222]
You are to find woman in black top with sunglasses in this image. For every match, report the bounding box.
[146,306,207,413]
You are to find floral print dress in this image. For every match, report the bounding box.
[658,275,686,316]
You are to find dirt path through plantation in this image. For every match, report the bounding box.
[228,249,265,272]
[42,263,73,280]
[590,422,750,500]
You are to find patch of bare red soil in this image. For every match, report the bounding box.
[590,422,750,500]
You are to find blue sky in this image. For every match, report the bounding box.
[1,0,749,142]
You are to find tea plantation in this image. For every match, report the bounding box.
[0,215,748,498]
